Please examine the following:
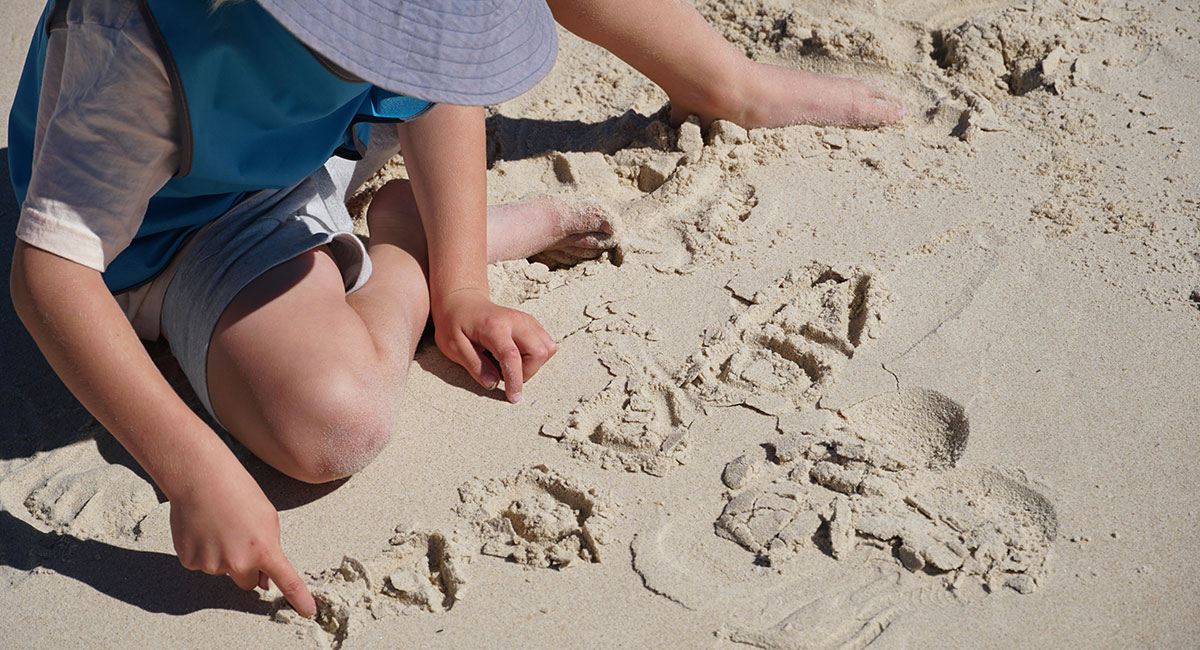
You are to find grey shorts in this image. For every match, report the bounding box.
[114,135,400,424]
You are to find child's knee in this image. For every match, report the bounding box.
[270,368,398,484]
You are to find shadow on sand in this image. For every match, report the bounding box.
[0,510,276,616]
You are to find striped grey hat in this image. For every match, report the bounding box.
[255,0,558,105]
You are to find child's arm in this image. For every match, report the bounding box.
[9,242,317,617]
[394,105,557,403]
[546,0,904,128]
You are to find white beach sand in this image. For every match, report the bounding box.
[1,0,1198,647]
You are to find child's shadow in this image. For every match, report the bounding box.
[486,109,665,164]
[0,337,337,616]
[0,510,275,616]
[0,149,97,461]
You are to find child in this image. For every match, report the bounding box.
[7,0,903,618]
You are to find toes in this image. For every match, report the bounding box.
[848,80,905,126]
[567,198,620,236]
[528,235,618,268]
[869,97,907,124]
[869,86,905,112]
[509,193,622,268]
[844,85,905,127]
[864,83,905,122]
[530,250,589,268]
[596,213,617,236]
[668,102,693,128]
[861,79,900,102]
[861,78,887,96]
[561,232,617,250]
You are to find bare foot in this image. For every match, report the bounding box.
[488,195,620,266]
[670,62,906,130]
[368,181,619,267]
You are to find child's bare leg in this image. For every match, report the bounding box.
[547,0,905,129]
[204,182,615,484]
[205,198,429,484]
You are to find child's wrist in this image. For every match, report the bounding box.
[430,284,489,316]
[428,258,486,292]
[152,433,245,503]
[432,279,487,307]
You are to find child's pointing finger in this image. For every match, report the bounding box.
[500,348,523,403]
[264,554,317,619]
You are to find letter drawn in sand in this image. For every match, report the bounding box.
[457,465,610,569]
[680,264,890,410]
[714,389,1057,595]
[275,526,467,650]
[541,357,698,476]
[0,438,160,541]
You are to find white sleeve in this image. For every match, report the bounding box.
[17,8,179,273]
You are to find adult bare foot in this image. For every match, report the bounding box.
[670,62,906,130]
[488,195,620,267]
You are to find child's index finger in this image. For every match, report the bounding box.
[497,345,523,403]
[265,555,317,618]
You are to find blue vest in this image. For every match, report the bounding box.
[8,0,433,292]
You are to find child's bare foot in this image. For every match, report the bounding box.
[488,195,620,267]
[670,62,906,130]
[370,182,619,267]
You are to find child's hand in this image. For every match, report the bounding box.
[433,288,557,403]
[168,455,317,618]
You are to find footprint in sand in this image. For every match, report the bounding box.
[501,109,765,275]
[679,264,890,411]
[0,438,159,541]
[456,465,611,569]
[275,526,466,650]
[715,389,1056,592]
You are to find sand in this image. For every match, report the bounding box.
[1,0,1199,647]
